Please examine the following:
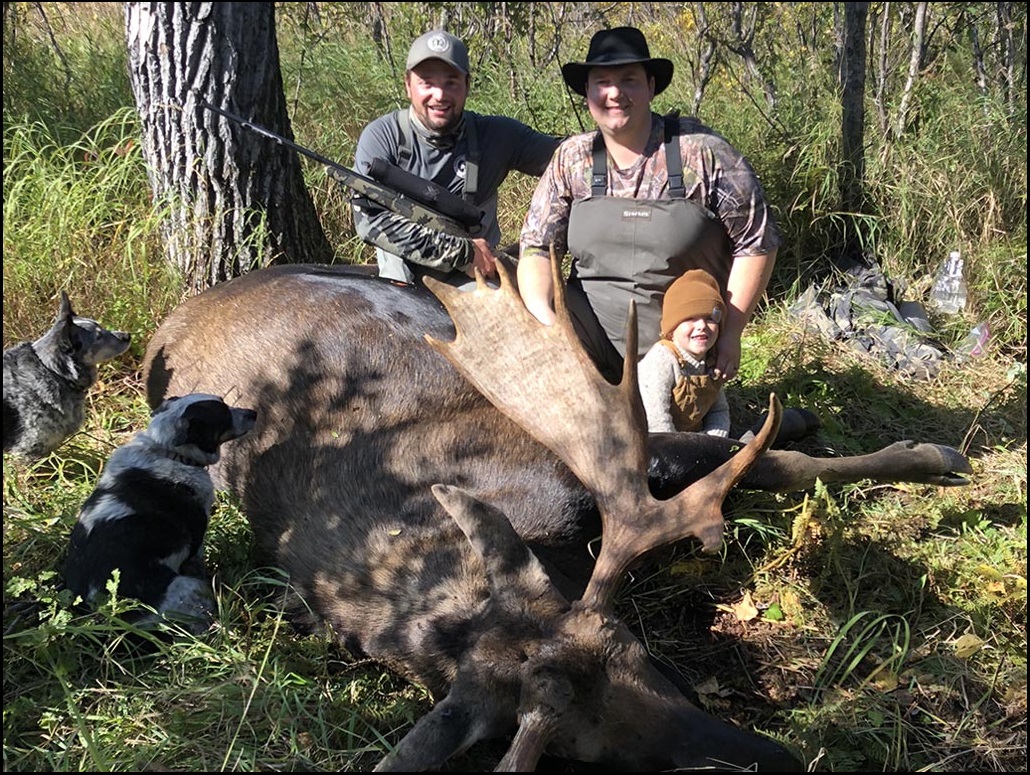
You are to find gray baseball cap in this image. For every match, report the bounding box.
[406,30,470,75]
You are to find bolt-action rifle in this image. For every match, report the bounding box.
[199,101,483,238]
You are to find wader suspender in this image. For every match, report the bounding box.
[463,115,480,205]
[590,115,685,198]
[395,109,480,205]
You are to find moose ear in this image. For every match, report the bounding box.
[374,690,501,772]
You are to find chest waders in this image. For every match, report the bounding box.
[565,116,730,382]
[658,340,724,432]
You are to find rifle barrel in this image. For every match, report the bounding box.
[198,100,471,237]
[200,100,380,186]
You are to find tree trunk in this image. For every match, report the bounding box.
[125,2,333,295]
[994,2,1020,117]
[873,2,891,134]
[689,3,718,117]
[894,1,927,138]
[840,1,868,221]
[724,1,777,112]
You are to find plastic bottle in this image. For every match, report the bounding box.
[955,322,990,362]
[929,250,968,315]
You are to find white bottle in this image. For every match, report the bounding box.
[930,250,967,315]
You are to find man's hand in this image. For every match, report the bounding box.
[465,237,499,279]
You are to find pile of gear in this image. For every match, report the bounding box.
[788,260,950,380]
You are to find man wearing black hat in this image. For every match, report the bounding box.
[352,29,561,288]
[518,26,779,384]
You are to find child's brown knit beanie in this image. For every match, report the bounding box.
[659,269,726,339]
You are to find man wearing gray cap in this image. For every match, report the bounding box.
[352,29,561,288]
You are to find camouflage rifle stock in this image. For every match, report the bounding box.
[199,101,481,238]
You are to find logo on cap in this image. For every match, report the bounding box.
[427,33,451,53]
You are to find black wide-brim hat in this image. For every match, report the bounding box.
[562,26,674,97]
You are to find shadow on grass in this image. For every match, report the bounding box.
[730,355,1025,463]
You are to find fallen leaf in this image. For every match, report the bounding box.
[867,669,900,692]
[986,580,1008,597]
[953,633,984,659]
[726,590,759,622]
[668,559,707,578]
[695,676,721,696]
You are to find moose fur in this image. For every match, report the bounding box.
[143,262,972,771]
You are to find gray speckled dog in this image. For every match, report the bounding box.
[3,292,131,461]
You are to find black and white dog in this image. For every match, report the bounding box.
[62,393,257,635]
[4,292,131,460]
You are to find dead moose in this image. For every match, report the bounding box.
[143,256,972,771]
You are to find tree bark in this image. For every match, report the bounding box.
[894,1,927,138]
[689,3,718,117]
[125,2,333,295]
[873,2,891,134]
[723,1,777,111]
[840,1,868,221]
[994,2,1020,116]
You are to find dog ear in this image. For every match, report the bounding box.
[56,292,74,322]
[181,400,234,455]
[53,293,76,353]
[152,396,182,417]
[171,421,192,450]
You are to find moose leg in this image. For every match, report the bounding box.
[746,440,973,490]
[648,435,973,498]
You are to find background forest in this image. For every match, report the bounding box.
[3,2,1027,772]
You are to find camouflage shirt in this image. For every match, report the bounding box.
[520,113,780,263]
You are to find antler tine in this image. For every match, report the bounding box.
[550,243,569,322]
[494,710,556,771]
[424,252,649,519]
[581,393,782,609]
[548,243,640,405]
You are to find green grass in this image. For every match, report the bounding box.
[4,3,1026,772]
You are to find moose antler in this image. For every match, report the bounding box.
[424,248,781,612]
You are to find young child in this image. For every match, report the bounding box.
[638,269,730,436]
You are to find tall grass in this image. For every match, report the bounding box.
[3,3,1026,772]
[2,108,179,350]
[2,2,129,141]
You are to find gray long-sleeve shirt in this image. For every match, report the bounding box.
[352,108,560,282]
